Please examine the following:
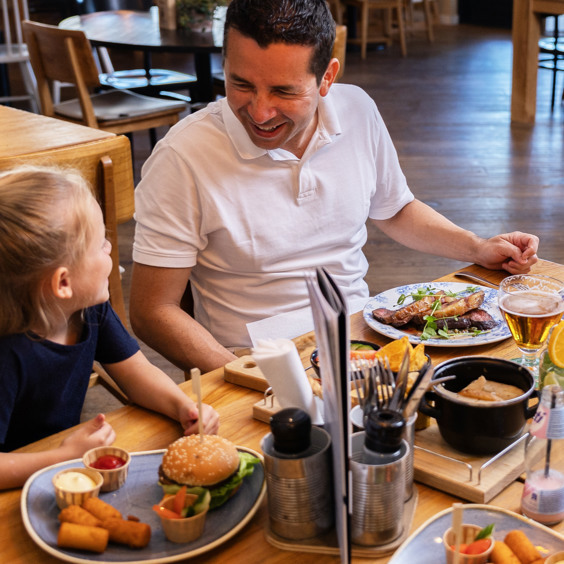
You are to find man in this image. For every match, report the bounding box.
[130,0,538,373]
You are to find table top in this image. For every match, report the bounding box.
[59,10,223,53]
[0,105,114,158]
[2,260,564,563]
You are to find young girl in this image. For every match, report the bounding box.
[0,165,219,490]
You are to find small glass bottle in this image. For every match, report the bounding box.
[521,385,564,525]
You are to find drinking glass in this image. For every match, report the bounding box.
[498,274,564,381]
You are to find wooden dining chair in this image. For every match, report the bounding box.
[0,0,38,111]
[337,0,407,59]
[403,0,438,43]
[21,20,186,139]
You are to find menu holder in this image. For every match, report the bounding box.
[305,267,351,564]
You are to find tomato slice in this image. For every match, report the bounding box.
[465,538,492,555]
[173,485,187,515]
[350,350,378,361]
[152,504,182,519]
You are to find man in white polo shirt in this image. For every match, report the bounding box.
[130,0,538,373]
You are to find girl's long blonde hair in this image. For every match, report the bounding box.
[0,165,96,338]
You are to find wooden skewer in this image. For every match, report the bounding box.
[452,503,463,564]
[190,367,204,440]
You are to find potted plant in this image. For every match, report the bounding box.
[176,0,229,32]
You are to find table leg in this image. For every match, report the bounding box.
[193,52,214,103]
[511,0,541,124]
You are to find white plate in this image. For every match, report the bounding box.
[21,448,265,564]
[363,282,511,347]
[389,504,564,563]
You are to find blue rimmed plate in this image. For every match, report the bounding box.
[363,282,511,347]
[21,447,265,564]
[389,504,564,563]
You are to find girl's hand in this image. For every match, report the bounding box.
[180,403,220,435]
[59,413,116,458]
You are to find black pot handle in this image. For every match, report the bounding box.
[525,389,540,419]
[419,391,441,420]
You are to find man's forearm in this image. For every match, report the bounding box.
[131,304,236,373]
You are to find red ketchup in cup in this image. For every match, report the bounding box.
[90,455,126,470]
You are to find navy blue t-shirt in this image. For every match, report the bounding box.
[0,301,140,452]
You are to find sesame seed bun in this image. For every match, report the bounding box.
[160,435,240,487]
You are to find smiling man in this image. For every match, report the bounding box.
[130,0,538,373]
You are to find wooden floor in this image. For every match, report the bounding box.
[5,21,564,416]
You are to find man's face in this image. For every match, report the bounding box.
[224,29,334,158]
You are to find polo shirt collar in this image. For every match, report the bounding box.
[221,90,342,161]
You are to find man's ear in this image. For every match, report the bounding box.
[319,58,340,97]
[51,267,73,300]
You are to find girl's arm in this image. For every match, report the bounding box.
[102,351,220,435]
[0,414,115,490]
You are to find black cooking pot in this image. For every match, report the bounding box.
[419,356,538,455]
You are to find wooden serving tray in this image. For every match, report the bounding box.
[412,422,540,504]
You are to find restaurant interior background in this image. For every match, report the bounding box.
[2,1,563,417]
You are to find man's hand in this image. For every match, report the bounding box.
[476,231,539,273]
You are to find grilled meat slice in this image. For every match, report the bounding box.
[372,291,458,327]
[412,308,497,331]
[373,295,436,327]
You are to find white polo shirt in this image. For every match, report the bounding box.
[133,83,414,347]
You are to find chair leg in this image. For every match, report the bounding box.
[361,1,369,60]
[423,0,434,42]
[396,5,407,57]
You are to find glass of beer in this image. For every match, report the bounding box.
[498,274,564,381]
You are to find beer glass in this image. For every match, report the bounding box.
[498,274,564,381]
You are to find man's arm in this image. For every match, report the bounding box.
[373,199,539,273]
[129,263,237,373]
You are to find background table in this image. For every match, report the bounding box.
[59,10,222,103]
[2,261,563,563]
[511,0,564,124]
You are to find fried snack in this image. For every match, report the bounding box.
[375,336,411,372]
[59,505,102,528]
[82,497,122,521]
[505,530,543,564]
[101,517,151,549]
[490,541,521,564]
[57,522,109,553]
[410,343,427,371]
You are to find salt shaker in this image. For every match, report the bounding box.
[362,409,405,465]
[521,385,564,525]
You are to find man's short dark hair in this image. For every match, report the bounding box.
[223,0,336,85]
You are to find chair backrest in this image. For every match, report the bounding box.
[1,0,29,58]
[22,20,102,125]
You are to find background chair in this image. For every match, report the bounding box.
[337,0,407,59]
[73,0,197,102]
[22,20,186,146]
[539,15,564,109]
[404,0,438,43]
[0,0,38,111]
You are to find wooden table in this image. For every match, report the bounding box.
[59,10,223,103]
[511,0,564,124]
[0,104,134,324]
[2,260,563,563]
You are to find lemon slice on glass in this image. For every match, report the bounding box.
[548,321,564,368]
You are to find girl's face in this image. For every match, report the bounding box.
[69,199,113,309]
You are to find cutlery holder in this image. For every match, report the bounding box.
[261,426,334,540]
[350,431,409,546]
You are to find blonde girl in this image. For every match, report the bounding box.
[0,166,218,489]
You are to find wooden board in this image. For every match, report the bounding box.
[412,423,541,504]
[224,355,269,392]
[253,395,282,423]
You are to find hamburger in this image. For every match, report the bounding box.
[158,434,259,510]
